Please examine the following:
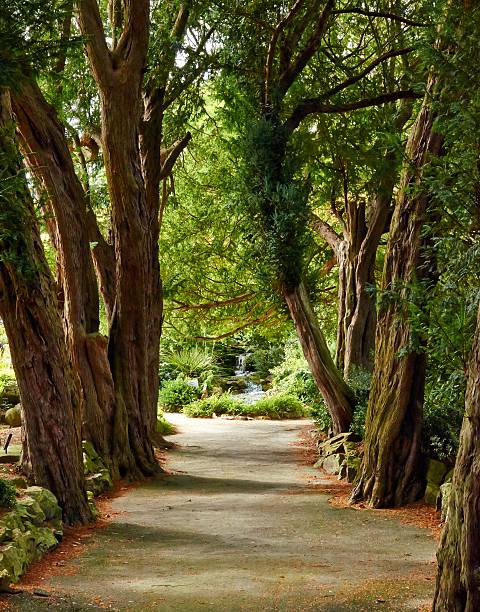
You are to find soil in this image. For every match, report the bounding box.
[2,415,437,611]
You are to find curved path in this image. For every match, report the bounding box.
[9,415,435,611]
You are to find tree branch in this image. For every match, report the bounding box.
[285,89,422,133]
[76,0,113,86]
[331,9,428,28]
[111,0,150,70]
[278,0,335,98]
[320,47,414,100]
[159,132,192,180]
[192,309,277,341]
[172,293,256,311]
[309,213,342,254]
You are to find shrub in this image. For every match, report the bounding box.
[243,394,305,419]
[158,378,200,412]
[0,479,16,508]
[347,366,372,439]
[165,346,216,378]
[156,413,176,436]
[183,394,243,418]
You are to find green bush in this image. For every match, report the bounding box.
[165,346,216,378]
[0,479,16,508]
[158,378,200,412]
[183,394,243,418]
[348,366,372,439]
[156,413,176,436]
[243,394,305,419]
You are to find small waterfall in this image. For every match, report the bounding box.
[233,353,265,404]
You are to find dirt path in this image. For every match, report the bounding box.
[7,415,436,611]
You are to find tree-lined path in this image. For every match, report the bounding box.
[10,416,435,611]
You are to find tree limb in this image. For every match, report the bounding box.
[309,212,342,254]
[76,0,113,86]
[331,9,428,28]
[285,89,422,133]
[172,293,256,311]
[159,132,192,180]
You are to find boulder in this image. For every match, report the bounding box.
[343,455,362,483]
[15,498,46,527]
[85,469,112,496]
[4,405,21,428]
[426,459,449,486]
[25,487,62,524]
[318,432,359,458]
[318,453,345,475]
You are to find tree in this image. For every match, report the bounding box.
[351,0,480,508]
[0,89,91,524]
[220,0,422,433]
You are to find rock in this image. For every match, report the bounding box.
[25,487,62,523]
[440,482,452,522]
[10,478,27,490]
[426,459,449,486]
[318,432,359,457]
[424,482,441,507]
[344,455,362,483]
[443,469,454,484]
[4,405,21,428]
[319,453,345,475]
[15,498,46,526]
[85,469,112,496]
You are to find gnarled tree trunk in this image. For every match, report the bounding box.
[0,90,91,524]
[433,304,480,611]
[351,77,444,507]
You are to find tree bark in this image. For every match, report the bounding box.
[11,80,118,471]
[283,282,354,433]
[0,90,91,524]
[351,77,444,507]
[433,304,480,611]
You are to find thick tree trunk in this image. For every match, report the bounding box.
[0,91,91,524]
[11,81,118,470]
[351,79,443,507]
[433,305,480,612]
[283,282,354,433]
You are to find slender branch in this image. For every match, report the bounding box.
[278,0,335,98]
[320,47,414,100]
[332,9,428,28]
[192,309,277,341]
[172,293,256,311]
[159,132,192,180]
[264,0,305,107]
[111,0,149,70]
[285,89,422,133]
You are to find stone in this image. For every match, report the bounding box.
[320,453,345,475]
[318,432,359,457]
[443,469,454,484]
[25,487,62,523]
[424,482,441,507]
[4,405,21,428]
[426,459,449,486]
[15,498,46,526]
[85,468,112,496]
[10,478,27,490]
[345,455,362,483]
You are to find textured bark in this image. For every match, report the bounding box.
[433,305,480,611]
[0,90,90,524]
[77,0,160,476]
[283,282,354,434]
[11,81,118,470]
[351,77,444,507]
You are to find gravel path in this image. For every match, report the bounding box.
[7,415,436,611]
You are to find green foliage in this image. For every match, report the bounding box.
[158,378,201,412]
[165,346,216,379]
[246,394,305,419]
[156,413,176,436]
[0,373,16,396]
[348,367,372,439]
[0,479,16,509]
[184,391,305,419]
[183,394,243,418]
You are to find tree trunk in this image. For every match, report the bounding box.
[351,78,443,507]
[433,304,480,612]
[283,282,355,433]
[11,80,118,471]
[0,90,91,524]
